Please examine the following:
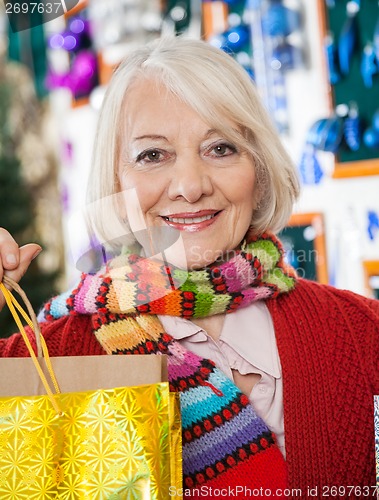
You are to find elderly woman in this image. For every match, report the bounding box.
[0,37,378,496]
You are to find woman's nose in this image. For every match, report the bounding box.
[167,156,214,202]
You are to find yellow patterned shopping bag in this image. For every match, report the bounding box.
[0,277,182,499]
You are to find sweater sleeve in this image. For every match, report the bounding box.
[364,294,379,389]
[269,279,379,488]
[300,281,379,392]
[0,315,107,358]
[331,285,379,392]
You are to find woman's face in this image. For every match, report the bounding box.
[118,78,257,269]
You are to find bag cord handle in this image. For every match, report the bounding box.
[0,276,62,415]
[2,276,43,355]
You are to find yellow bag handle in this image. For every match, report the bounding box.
[0,276,62,415]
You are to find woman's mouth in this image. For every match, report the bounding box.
[160,210,222,231]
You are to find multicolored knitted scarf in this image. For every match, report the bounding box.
[40,232,296,495]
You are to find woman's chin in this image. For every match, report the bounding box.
[185,250,225,270]
[164,252,221,271]
[143,235,230,271]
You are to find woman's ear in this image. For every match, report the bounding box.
[252,185,262,212]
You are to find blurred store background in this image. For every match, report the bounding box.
[0,0,379,337]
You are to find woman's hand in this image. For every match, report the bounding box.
[0,228,42,311]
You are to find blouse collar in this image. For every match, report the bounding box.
[158,301,281,378]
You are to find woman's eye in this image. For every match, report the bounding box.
[136,149,164,163]
[211,143,237,157]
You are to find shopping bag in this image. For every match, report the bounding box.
[0,277,182,499]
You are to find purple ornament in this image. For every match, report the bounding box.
[45,69,66,90]
[69,18,86,34]
[48,33,64,50]
[45,51,97,96]
[63,32,79,51]
[49,17,92,53]
[70,50,98,95]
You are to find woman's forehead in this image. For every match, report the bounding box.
[120,78,241,141]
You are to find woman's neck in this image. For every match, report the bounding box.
[189,314,226,342]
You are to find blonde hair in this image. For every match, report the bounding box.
[86,36,300,244]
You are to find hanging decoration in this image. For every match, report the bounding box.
[363,108,379,149]
[298,108,366,184]
[298,93,379,182]
[324,0,379,166]
[260,0,303,132]
[338,1,359,76]
[261,0,301,38]
[367,210,379,241]
[298,144,325,185]
[304,116,344,153]
[343,102,361,151]
[205,0,305,134]
[325,33,341,85]
[360,42,377,88]
[206,0,254,98]
[163,0,192,34]
[46,12,98,102]
[299,114,344,184]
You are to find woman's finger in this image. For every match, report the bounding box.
[0,243,42,311]
[0,228,20,281]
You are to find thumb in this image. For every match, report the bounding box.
[15,244,43,281]
[0,244,42,311]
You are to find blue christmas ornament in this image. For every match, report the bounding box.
[338,12,358,75]
[222,24,250,52]
[299,144,324,185]
[372,109,379,132]
[344,105,361,151]
[272,42,302,71]
[361,43,377,88]
[367,211,379,241]
[262,1,301,38]
[363,127,379,148]
[306,116,344,153]
[306,120,325,150]
[374,15,379,63]
[325,34,340,84]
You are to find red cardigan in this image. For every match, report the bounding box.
[1,279,378,490]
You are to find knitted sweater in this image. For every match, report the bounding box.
[1,278,378,492]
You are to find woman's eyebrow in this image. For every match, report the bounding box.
[132,134,168,142]
[203,129,218,139]
[203,128,239,139]
[131,129,232,143]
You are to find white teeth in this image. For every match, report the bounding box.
[165,214,216,224]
